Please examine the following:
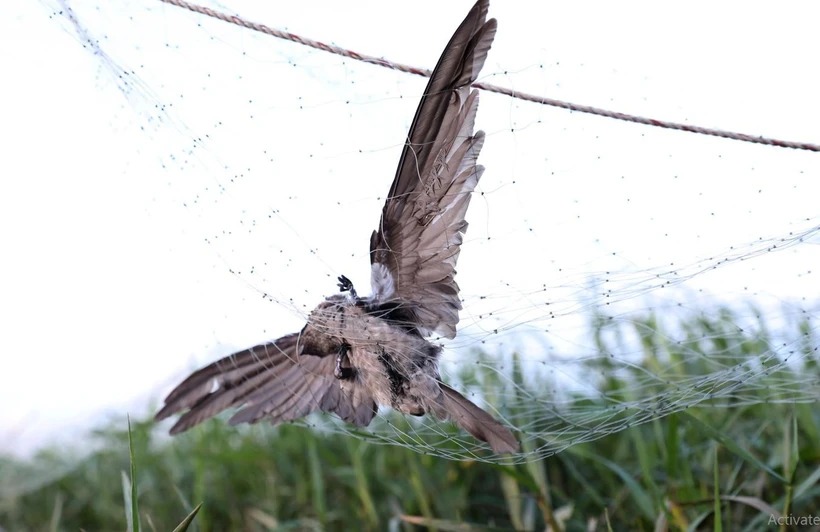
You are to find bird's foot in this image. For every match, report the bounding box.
[337,275,358,299]
[334,344,354,380]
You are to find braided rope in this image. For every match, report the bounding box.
[159,0,820,152]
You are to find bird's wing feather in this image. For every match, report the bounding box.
[370,0,497,338]
[155,333,377,433]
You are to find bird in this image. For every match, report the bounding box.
[155,0,518,454]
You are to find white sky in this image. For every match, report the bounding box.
[2,0,819,456]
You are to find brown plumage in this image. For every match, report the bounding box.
[156,0,517,454]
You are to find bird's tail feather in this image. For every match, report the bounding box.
[435,382,518,453]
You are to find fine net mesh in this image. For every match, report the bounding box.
[43,0,820,463]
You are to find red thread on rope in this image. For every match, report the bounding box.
[159,0,820,152]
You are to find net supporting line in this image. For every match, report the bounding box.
[158,0,819,153]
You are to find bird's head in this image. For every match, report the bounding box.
[299,298,348,356]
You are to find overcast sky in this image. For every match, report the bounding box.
[2,0,819,456]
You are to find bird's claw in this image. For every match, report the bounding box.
[337,275,357,299]
[334,344,354,380]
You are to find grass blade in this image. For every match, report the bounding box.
[682,412,784,481]
[713,446,722,532]
[171,503,203,532]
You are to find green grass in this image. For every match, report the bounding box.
[1,308,818,530]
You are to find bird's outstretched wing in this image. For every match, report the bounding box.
[369,0,497,339]
[155,333,377,432]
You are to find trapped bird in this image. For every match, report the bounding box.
[156,0,517,453]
